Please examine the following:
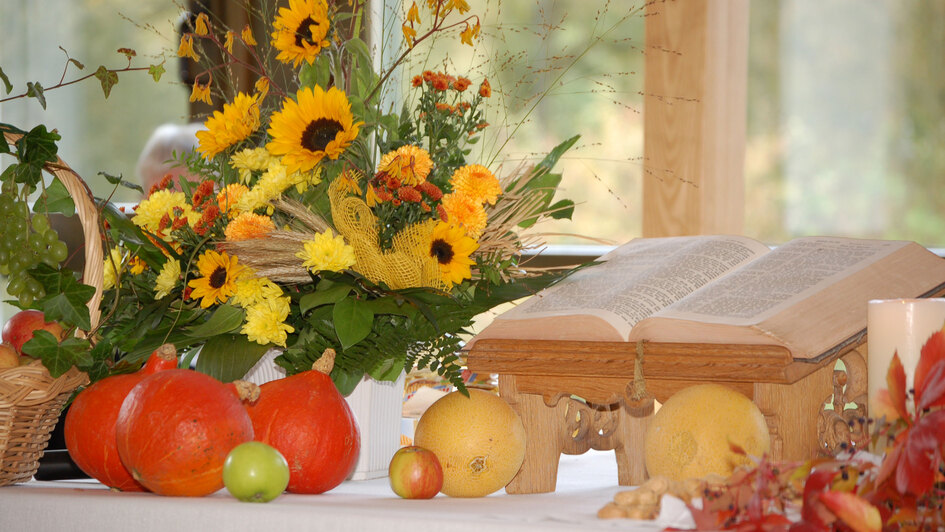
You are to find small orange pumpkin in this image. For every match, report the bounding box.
[115,369,258,496]
[64,344,178,491]
[246,349,360,494]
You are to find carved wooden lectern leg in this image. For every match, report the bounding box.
[498,375,654,494]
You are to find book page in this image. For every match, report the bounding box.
[491,235,770,338]
[654,237,909,326]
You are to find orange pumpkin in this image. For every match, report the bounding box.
[115,369,258,496]
[246,349,360,494]
[63,343,178,491]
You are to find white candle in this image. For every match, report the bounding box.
[867,298,945,410]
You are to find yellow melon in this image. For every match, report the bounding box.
[644,384,770,481]
[414,389,526,497]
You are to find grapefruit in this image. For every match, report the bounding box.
[414,389,525,497]
[644,383,770,481]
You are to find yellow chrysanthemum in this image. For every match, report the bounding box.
[234,160,309,213]
[196,92,261,159]
[132,189,200,234]
[232,275,283,308]
[241,296,295,347]
[102,247,125,290]
[187,250,247,308]
[225,212,276,241]
[426,222,477,286]
[450,164,502,205]
[271,0,331,67]
[440,192,487,238]
[128,255,147,275]
[217,183,250,214]
[154,259,181,299]
[378,145,433,186]
[296,229,356,273]
[267,86,361,174]
[230,147,273,183]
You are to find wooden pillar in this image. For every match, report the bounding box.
[642,0,749,237]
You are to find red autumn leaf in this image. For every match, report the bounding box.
[915,330,945,409]
[886,352,910,423]
[874,431,904,489]
[819,490,882,532]
[801,469,839,527]
[894,409,945,495]
[871,389,901,422]
[686,502,733,530]
[789,520,831,532]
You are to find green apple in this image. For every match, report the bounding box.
[223,442,290,502]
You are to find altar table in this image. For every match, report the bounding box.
[0,451,673,532]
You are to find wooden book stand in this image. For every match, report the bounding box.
[466,337,869,494]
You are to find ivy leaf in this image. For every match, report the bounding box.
[94,65,119,99]
[185,304,245,338]
[0,66,12,94]
[22,330,91,378]
[148,63,165,82]
[32,264,95,330]
[299,284,351,314]
[36,177,75,216]
[333,298,373,350]
[26,81,46,109]
[14,124,60,189]
[86,340,115,382]
[196,334,270,383]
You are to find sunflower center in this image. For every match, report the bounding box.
[209,266,228,289]
[301,118,344,153]
[295,16,321,47]
[430,239,454,264]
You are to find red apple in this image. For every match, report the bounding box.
[388,446,443,499]
[2,310,64,354]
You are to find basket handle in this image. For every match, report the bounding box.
[2,131,104,334]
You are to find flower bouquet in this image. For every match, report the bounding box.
[99,0,579,394]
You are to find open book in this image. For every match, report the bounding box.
[469,235,945,361]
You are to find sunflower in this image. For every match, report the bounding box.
[196,92,261,159]
[426,222,477,286]
[187,250,248,308]
[267,86,361,173]
[450,164,502,205]
[271,0,331,67]
[378,145,433,186]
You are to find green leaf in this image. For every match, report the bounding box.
[148,63,165,82]
[22,330,91,378]
[26,81,46,109]
[533,134,580,178]
[299,284,351,314]
[185,304,245,338]
[333,298,373,350]
[32,264,95,330]
[94,66,119,99]
[99,171,143,192]
[36,177,76,216]
[0,66,12,94]
[331,367,363,396]
[86,341,115,382]
[195,334,270,383]
[547,198,575,220]
[14,124,60,189]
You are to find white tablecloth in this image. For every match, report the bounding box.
[0,451,669,532]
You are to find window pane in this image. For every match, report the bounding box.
[390,1,646,245]
[746,0,945,248]
[1,0,189,203]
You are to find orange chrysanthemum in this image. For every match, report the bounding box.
[450,164,502,205]
[440,192,487,238]
[217,183,250,214]
[224,212,276,241]
[479,78,491,98]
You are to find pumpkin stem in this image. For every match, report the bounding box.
[155,343,177,362]
[312,348,335,375]
[231,380,260,403]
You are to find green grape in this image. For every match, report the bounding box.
[50,241,69,263]
[18,292,33,307]
[12,217,27,233]
[31,214,49,234]
[25,277,43,296]
[30,238,46,253]
[43,230,59,245]
[0,264,8,276]
[0,248,8,265]
[7,276,24,296]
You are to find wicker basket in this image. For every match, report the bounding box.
[0,131,104,486]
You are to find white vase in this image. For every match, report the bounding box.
[242,349,404,481]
